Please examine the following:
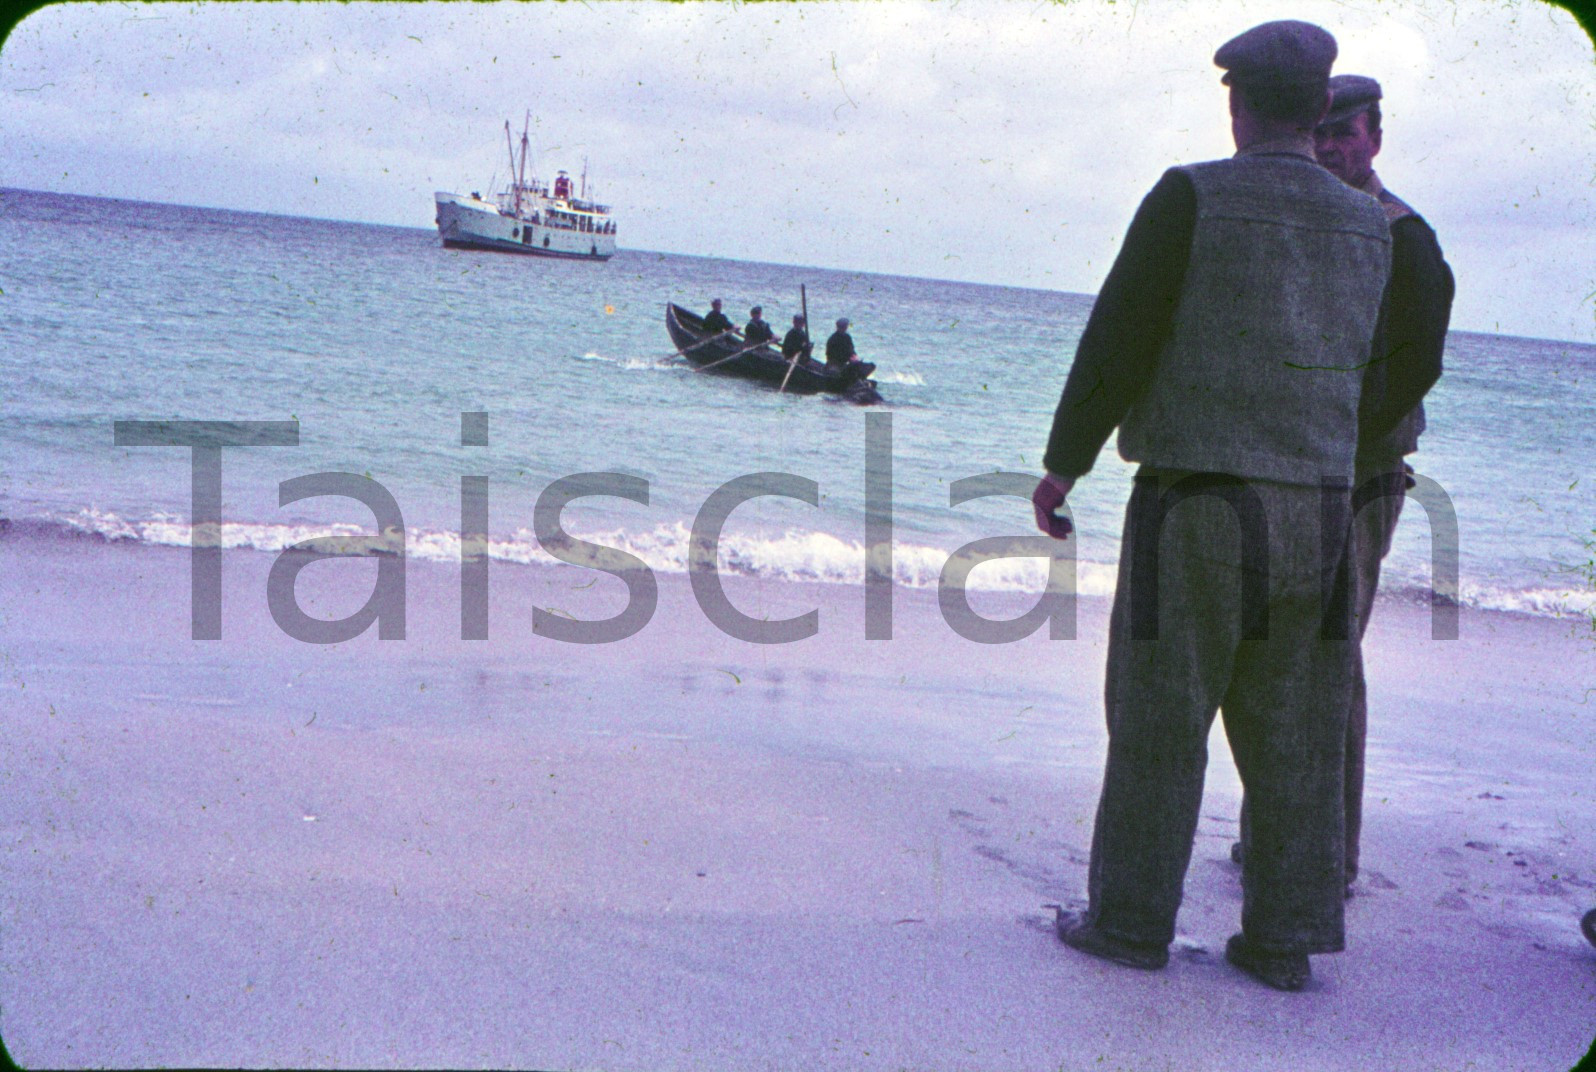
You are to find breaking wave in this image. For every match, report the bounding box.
[22,507,1114,595]
[1380,580,1596,620]
[12,507,1593,617]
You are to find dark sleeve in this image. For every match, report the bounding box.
[1041,169,1195,478]
[1360,216,1454,447]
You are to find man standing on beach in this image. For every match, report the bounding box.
[1030,21,1393,990]
[1234,73,1456,895]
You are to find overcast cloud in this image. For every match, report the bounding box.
[3,0,1592,342]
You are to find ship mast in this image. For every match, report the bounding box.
[503,114,533,218]
[516,114,532,216]
[504,120,520,217]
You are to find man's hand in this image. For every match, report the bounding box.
[1032,472,1076,539]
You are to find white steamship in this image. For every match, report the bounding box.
[434,117,617,260]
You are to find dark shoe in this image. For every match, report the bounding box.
[1582,908,1596,948]
[1225,933,1311,991]
[1055,909,1169,970]
[1230,840,1245,866]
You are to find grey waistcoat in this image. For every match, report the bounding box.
[1117,146,1392,486]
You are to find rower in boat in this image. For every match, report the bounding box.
[702,299,734,335]
[744,306,776,347]
[825,317,877,382]
[782,315,816,366]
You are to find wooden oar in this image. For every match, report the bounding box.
[667,328,737,359]
[690,335,781,374]
[778,283,810,394]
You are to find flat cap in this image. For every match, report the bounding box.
[1323,73,1382,125]
[1215,20,1336,87]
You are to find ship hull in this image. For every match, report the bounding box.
[434,192,616,260]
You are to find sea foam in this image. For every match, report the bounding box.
[45,507,1119,596]
[37,505,1595,617]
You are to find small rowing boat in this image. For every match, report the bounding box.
[665,304,882,405]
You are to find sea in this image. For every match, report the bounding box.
[4,186,1594,623]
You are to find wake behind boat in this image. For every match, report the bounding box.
[666,304,883,405]
[434,116,617,260]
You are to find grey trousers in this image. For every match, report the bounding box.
[1345,459,1409,883]
[1085,470,1355,956]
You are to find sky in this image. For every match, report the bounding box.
[2,0,1593,343]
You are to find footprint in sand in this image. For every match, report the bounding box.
[1363,870,1400,891]
[1019,912,1056,936]
[947,808,990,839]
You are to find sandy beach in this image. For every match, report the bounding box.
[2,531,1593,1070]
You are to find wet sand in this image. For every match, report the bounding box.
[2,532,1593,1069]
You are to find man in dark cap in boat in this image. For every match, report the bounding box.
[825,317,857,368]
[1031,20,1402,992]
[825,318,876,381]
[744,306,776,348]
[701,298,734,336]
[782,314,815,366]
[1230,72,1456,898]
